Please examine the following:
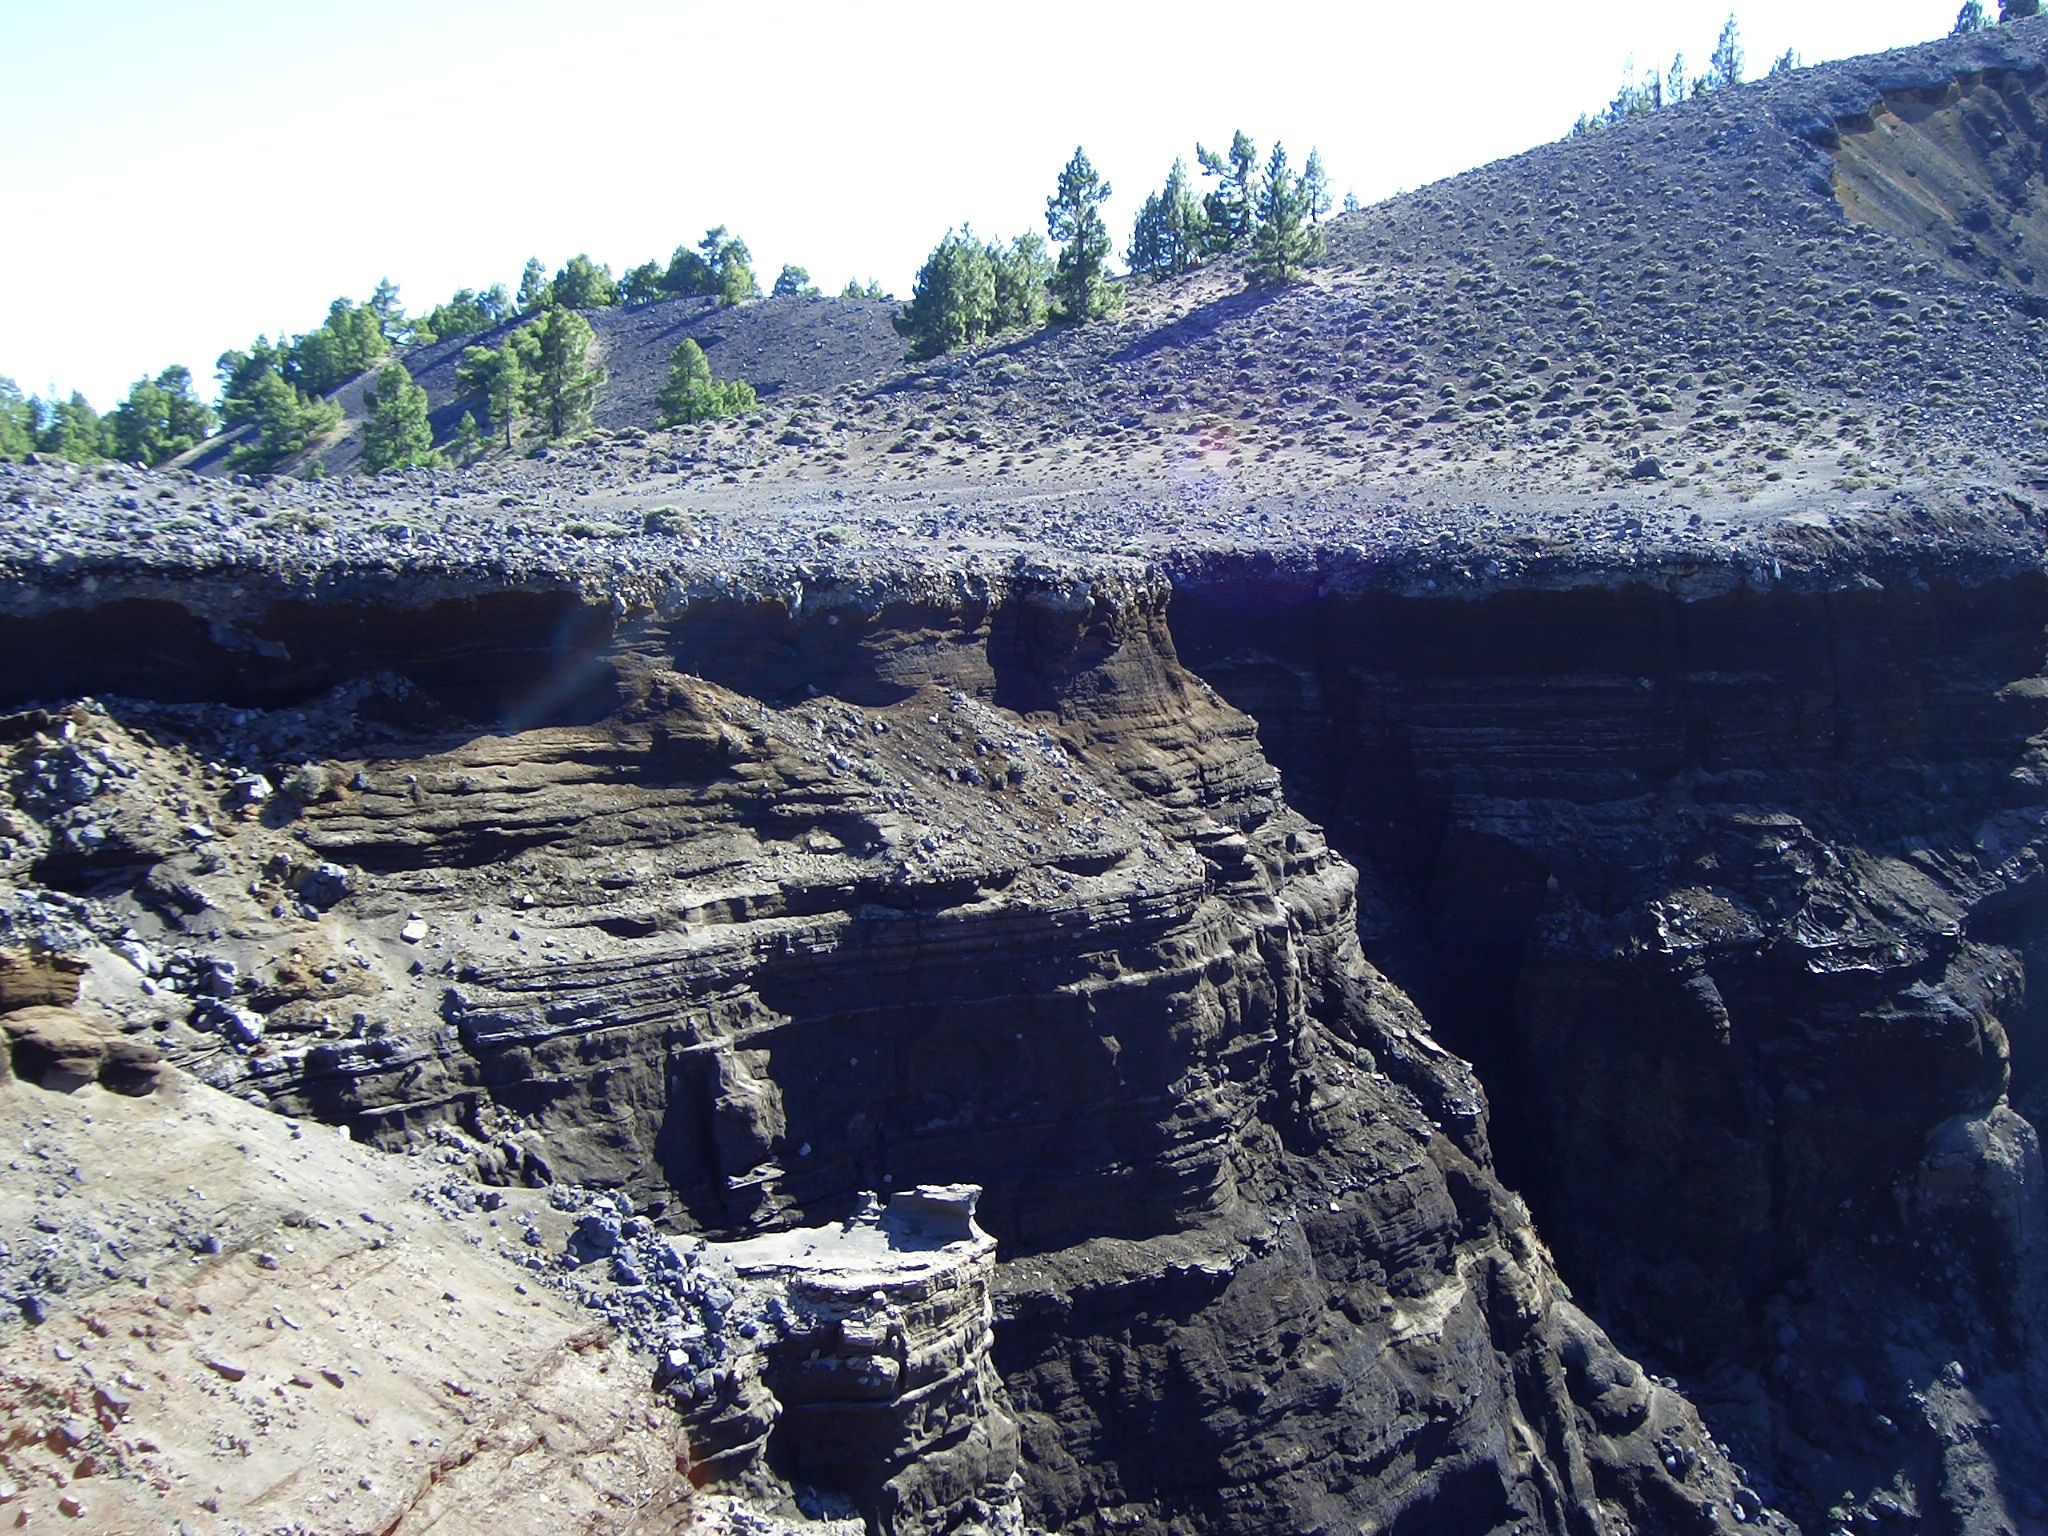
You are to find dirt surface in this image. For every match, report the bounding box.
[0,1065,762,1535]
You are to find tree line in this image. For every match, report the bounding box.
[895,133,1334,362]
[0,220,824,473]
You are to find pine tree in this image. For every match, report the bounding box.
[895,228,998,358]
[361,362,438,472]
[0,379,34,460]
[552,254,619,309]
[516,257,550,313]
[368,277,406,342]
[456,344,529,448]
[110,367,214,465]
[2002,0,2041,19]
[1196,132,1259,253]
[842,278,887,301]
[1955,0,1991,30]
[773,265,819,298]
[990,234,1052,330]
[527,307,602,438]
[1250,142,1323,285]
[226,372,340,472]
[1302,149,1331,225]
[656,338,756,425]
[717,241,760,306]
[1046,147,1121,323]
[1128,158,1208,278]
[451,410,483,465]
[37,393,109,463]
[286,298,388,397]
[1706,15,1743,90]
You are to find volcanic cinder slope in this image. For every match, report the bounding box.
[6,20,2048,1536]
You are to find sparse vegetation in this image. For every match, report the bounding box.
[360,362,438,473]
[657,339,757,425]
[894,228,1050,359]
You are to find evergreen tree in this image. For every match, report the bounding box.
[657,338,757,425]
[1196,132,1259,253]
[457,343,529,448]
[1667,53,1688,103]
[1769,47,1799,74]
[990,234,1052,330]
[527,307,602,438]
[1706,15,1743,90]
[661,243,714,297]
[553,254,619,309]
[621,261,666,306]
[368,277,406,342]
[1128,158,1208,277]
[895,229,997,358]
[37,392,110,463]
[420,288,497,343]
[216,338,286,429]
[226,372,341,472]
[1301,148,1331,225]
[1956,0,1991,29]
[841,278,886,300]
[660,228,758,302]
[0,378,34,460]
[516,257,550,313]
[1342,189,1362,215]
[2002,0,2041,19]
[361,361,437,472]
[1250,142,1323,285]
[1046,147,1120,323]
[286,298,388,397]
[772,264,819,298]
[717,240,759,305]
[451,410,483,465]
[110,366,214,465]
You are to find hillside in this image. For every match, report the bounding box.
[180,291,905,478]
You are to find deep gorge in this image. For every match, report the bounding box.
[5,553,2047,1533]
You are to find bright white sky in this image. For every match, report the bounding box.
[2,0,1959,409]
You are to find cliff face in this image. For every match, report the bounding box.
[0,560,1760,1535]
[1172,562,2048,1532]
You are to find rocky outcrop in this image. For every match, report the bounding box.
[0,560,1760,1535]
[1171,560,2048,1532]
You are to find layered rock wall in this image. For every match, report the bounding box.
[1172,562,2048,1528]
[0,560,1756,1535]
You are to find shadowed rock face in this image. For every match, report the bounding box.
[0,567,1761,1536]
[1173,567,2048,1531]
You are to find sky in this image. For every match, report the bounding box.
[1,0,1963,410]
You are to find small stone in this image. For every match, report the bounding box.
[400,919,429,944]
[203,1356,248,1382]
[58,1493,84,1518]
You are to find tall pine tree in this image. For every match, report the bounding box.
[1196,132,1259,253]
[361,362,438,472]
[527,307,603,438]
[1250,142,1323,285]
[1046,147,1121,323]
